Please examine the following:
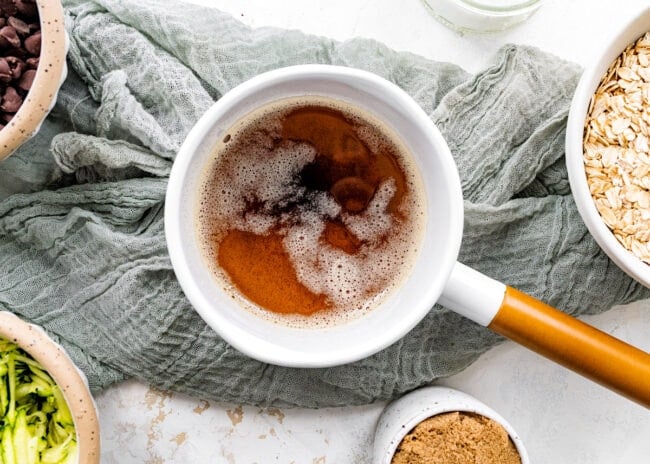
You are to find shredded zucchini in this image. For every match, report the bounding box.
[0,338,77,464]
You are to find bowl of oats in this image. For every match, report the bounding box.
[567,7,650,287]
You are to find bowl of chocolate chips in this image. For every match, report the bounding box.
[0,0,67,161]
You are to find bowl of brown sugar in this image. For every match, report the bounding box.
[373,386,528,464]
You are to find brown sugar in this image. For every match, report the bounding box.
[391,411,521,464]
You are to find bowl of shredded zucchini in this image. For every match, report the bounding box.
[0,311,100,464]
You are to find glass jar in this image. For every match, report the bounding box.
[421,0,544,33]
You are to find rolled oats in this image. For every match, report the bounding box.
[584,32,650,263]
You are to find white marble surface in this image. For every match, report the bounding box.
[96,1,650,463]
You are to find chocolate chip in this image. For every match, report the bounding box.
[0,0,17,17]
[5,55,24,79]
[7,16,29,36]
[14,0,37,19]
[23,30,39,55]
[25,56,37,69]
[0,25,20,48]
[1,86,22,112]
[0,56,10,83]
[17,67,33,90]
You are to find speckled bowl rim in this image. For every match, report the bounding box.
[0,311,100,464]
[0,0,69,161]
[373,386,529,464]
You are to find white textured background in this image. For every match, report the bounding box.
[97,1,650,463]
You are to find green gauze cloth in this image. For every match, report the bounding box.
[0,0,648,407]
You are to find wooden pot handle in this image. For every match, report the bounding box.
[488,286,650,408]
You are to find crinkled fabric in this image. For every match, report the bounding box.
[0,0,647,407]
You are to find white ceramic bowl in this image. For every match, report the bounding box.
[373,386,529,464]
[0,311,100,464]
[566,7,650,287]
